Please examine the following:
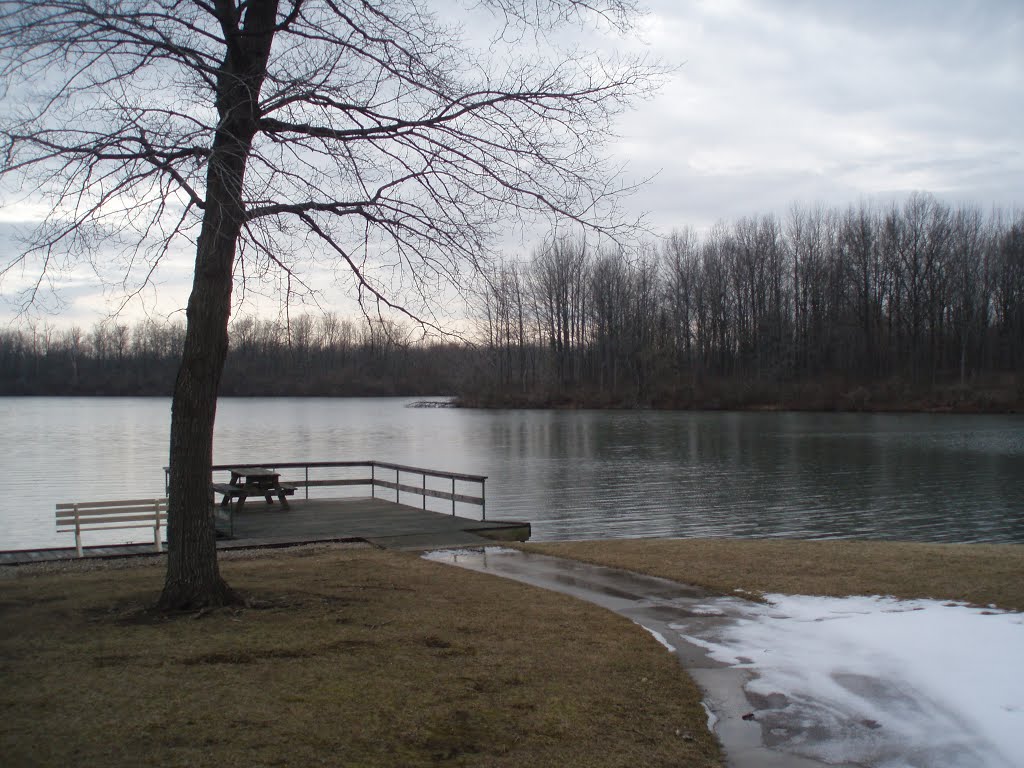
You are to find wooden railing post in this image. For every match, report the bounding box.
[305,466,309,499]
[422,473,427,510]
[371,463,376,498]
[480,479,486,521]
[451,477,456,516]
[396,468,400,503]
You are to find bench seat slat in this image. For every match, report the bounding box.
[57,521,161,531]
[57,513,168,527]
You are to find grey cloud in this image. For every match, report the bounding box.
[614,0,1023,231]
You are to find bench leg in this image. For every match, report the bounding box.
[154,501,163,553]
[74,508,83,558]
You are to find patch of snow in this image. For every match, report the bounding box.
[702,701,719,732]
[636,622,676,653]
[689,606,726,616]
[422,546,520,561]
[673,595,1024,768]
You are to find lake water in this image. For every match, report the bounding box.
[2,397,1023,550]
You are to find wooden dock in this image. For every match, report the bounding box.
[215,496,530,551]
[0,497,530,565]
[1,458,531,565]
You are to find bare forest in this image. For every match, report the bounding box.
[474,195,1024,411]
[0,313,464,397]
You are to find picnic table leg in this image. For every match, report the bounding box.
[277,489,290,510]
[235,493,247,514]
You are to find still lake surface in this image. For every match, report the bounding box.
[2,397,1023,550]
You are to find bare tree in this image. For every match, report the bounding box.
[530,236,590,392]
[1,0,662,608]
[661,228,698,371]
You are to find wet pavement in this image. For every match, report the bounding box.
[423,547,864,768]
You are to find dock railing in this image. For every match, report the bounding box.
[165,460,487,520]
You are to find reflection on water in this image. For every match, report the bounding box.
[2,397,1022,549]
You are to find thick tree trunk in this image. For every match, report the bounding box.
[158,0,279,610]
[158,203,241,609]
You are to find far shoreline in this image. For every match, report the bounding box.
[452,392,1023,416]
[2,391,1022,415]
[453,400,1023,416]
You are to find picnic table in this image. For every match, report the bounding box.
[212,467,296,513]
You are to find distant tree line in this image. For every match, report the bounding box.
[0,313,464,396]
[219,314,463,396]
[470,194,1024,410]
[3,193,1022,410]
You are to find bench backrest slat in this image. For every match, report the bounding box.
[56,499,168,511]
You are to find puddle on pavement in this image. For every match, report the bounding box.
[423,547,858,768]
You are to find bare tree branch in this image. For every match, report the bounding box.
[0,0,664,607]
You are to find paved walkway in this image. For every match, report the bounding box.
[426,548,862,768]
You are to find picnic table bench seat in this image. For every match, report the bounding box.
[211,482,297,497]
[211,482,296,515]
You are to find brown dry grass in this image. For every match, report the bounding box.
[0,545,721,768]
[526,539,1024,611]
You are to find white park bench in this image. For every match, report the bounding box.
[55,498,168,557]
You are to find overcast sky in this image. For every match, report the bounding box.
[2,0,1021,327]
[618,0,1022,233]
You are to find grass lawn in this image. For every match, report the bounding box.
[4,539,1019,767]
[525,539,1024,611]
[0,545,721,768]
